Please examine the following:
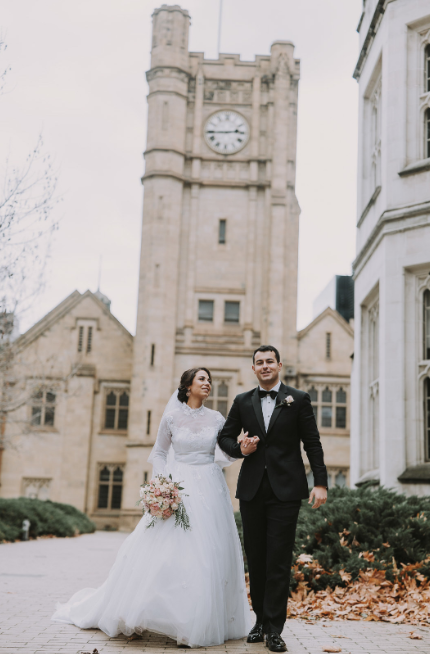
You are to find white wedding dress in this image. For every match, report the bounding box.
[52,401,252,647]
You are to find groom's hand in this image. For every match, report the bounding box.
[239,432,259,455]
[308,485,327,509]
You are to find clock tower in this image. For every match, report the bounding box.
[120,4,301,526]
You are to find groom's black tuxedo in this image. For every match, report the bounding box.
[218,382,327,635]
[218,382,328,500]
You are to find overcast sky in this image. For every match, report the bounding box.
[1,0,362,334]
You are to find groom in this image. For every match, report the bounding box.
[218,346,327,652]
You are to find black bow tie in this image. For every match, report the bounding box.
[258,389,278,400]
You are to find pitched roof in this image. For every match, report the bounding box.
[15,290,133,350]
[297,306,354,340]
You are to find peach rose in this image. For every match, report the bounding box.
[163,509,173,518]
[154,488,161,496]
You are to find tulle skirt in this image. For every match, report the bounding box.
[51,461,252,647]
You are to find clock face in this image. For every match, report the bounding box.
[204,111,250,154]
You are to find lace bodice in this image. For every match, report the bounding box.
[149,403,232,477]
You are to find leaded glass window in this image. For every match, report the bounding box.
[424,290,430,360]
[335,471,347,487]
[205,380,229,417]
[308,386,318,403]
[104,390,129,431]
[321,406,332,428]
[97,464,124,510]
[425,378,430,462]
[426,108,430,160]
[322,387,332,403]
[426,44,430,94]
[30,388,56,427]
[336,406,346,429]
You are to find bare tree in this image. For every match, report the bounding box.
[0,34,61,470]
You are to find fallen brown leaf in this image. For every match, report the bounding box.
[409,632,423,640]
[322,648,342,653]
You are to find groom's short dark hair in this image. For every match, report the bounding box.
[253,345,280,364]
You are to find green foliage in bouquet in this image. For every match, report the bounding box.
[0,498,96,543]
[235,484,430,589]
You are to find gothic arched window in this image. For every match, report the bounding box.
[97,464,124,510]
[321,387,333,427]
[426,108,430,160]
[424,290,430,360]
[425,378,430,462]
[425,44,430,94]
[335,471,347,488]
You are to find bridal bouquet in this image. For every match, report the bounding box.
[138,475,190,531]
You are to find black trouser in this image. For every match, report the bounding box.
[240,470,301,635]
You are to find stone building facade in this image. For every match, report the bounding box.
[0,4,353,527]
[297,307,353,490]
[0,291,134,529]
[351,0,430,494]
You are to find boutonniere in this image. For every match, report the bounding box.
[275,395,294,409]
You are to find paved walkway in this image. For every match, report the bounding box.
[0,532,429,654]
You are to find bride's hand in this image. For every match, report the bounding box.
[239,432,259,455]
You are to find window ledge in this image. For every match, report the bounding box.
[99,430,128,436]
[398,158,430,177]
[355,469,380,487]
[30,426,58,433]
[319,428,349,435]
[398,464,430,483]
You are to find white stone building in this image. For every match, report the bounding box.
[351,0,430,493]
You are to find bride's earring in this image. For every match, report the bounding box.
[186,390,191,397]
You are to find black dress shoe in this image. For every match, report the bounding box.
[265,633,287,652]
[247,622,264,643]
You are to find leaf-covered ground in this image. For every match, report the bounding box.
[239,484,430,625]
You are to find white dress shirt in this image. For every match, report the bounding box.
[259,380,281,432]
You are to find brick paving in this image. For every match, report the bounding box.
[0,532,429,654]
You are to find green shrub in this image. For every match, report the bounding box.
[0,498,96,543]
[234,484,430,589]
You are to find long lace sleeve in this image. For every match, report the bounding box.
[214,412,238,467]
[147,413,172,478]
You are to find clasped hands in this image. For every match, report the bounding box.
[239,431,260,455]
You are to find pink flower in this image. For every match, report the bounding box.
[150,504,160,514]
[163,509,173,518]
[154,489,161,496]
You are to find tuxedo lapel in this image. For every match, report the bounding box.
[266,383,288,436]
[251,387,266,438]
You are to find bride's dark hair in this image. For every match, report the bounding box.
[178,367,212,403]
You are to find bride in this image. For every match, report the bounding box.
[52,367,252,647]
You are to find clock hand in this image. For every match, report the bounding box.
[206,130,245,134]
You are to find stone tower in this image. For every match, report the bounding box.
[121,4,301,527]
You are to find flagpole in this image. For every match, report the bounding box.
[217,0,223,57]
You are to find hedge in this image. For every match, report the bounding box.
[234,484,430,591]
[0,497,96,542]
